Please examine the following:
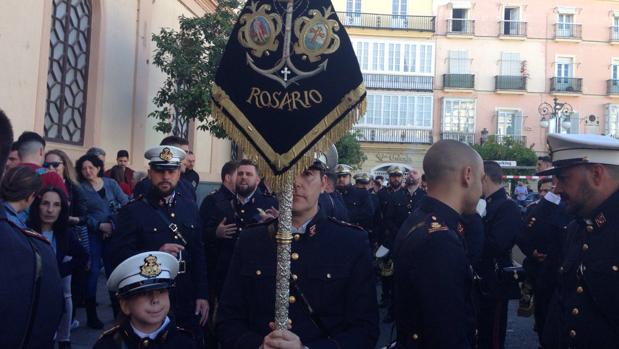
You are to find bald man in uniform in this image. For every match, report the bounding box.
[393,140,484,348]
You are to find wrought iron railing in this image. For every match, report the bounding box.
[608,79,619,95]
[495,76,527,91]
[443,74,475,89]
[363,73,433,91]
[440,132,475,144]
[611,26,619,42]
[489,135,527,146]
[550,77,583,93]
[499,21,527,37]
[447,19,475,35]
[554,23,582,40]
[354,127,433,144]
[337,12,435,31]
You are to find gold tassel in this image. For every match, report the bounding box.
[211,86,366,193]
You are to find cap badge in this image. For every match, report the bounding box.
[159,147,173,161]
[140,255,162,278]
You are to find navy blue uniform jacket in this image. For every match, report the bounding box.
[393,196,475,349]
[0,204,63,349]
[216,209,379,349]
[542,189,619,348]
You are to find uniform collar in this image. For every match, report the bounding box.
[583,188,619,231]
[130,316,170,340]
[237,188,258,205]
[543,191,561,205]
[419,196,462,232]
[220,185,235,199]
[486,187,507,204]
[291,208,325,238]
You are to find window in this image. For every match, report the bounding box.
[557,13,574,37]
[44,0,92,145]
[613,16,619,40]
[448,51,469,74]
[372,43,385,71]
[344,0,362,25]
[359,92,432,128]
[352,39,434,75]
[392,0,407,16]
[500,52,521,76]
[442,99,476,133]
[496,109,522,136]
[355,42,369,70]
[612,59,619,81]
[605,104,619,137]
[503,7,521,35]
[388,44,401,72]
[556,56,574,87]
[451,8,469,32]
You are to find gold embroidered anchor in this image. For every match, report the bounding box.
[159,147,173,161]
[140,255,162,278]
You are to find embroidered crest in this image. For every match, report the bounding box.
[293,6,340,63]
[139,255,162,278]
[428,222,448,234]
[308,224,317,237]
[238,2,283,58]
[159,147,173,161]
[594,213,607,228]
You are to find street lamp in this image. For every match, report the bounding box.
[538,97,573,132]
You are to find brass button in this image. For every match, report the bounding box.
[326,273,332,279]
[170,213,175,218]
[291,274,298,281]
[288,319,293,326]
[613,265,619,272]
[256,270,262,276]
[239,228,243,231]
[559,266,564,273]
[571,308,579,316]
[412,334,419,340]
[569,330,576,338]
[576,286,584,294]
[241,209,245,213]
[582,244,589,252]
[531,217,536,221]
[586,225,594,233]
[294,234,301,241]
[153,228,158,232]
[291,253,299,261]
[431,216,437,221]
[289,296,296,304]
[142,338,150,347]
[174,236,179,240]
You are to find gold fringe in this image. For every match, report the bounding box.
[211,87,366,192]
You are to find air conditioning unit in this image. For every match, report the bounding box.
[585,114,600,134]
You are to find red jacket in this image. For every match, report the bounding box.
[21,163,68,196]
[104,166,135,190]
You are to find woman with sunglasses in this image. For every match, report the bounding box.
[28,187,88,349]
[76,154,129,329]
[45,149,91,328]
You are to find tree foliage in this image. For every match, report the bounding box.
[149,0,241,138]
[472,137,538,175]
[335,131,367,169]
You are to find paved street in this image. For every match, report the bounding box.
[67,273,539,349]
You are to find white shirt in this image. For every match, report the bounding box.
[131,316,170,340]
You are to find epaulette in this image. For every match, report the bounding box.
[328,217,364,230]
[97,325,120,340]
[122,194,145,208]
[426,215,449,235]
[21,228,52,245]
[208,190,217,195]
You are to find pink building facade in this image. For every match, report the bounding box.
[433,0,619,152]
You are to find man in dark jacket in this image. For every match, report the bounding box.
[541,134,619,348]
[216,160,378,349]
[477,161,521,349]
[393,140,482,348]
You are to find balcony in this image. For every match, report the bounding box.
[488,135,527,146]
[611,26,619,43]
[554,23,582,41]
[337,12,435,32]
[363,73,433,91]
[440,132,475,144]
[495,76,527,92]
[550,77,582,94]
[447,19,475,36]
[499,21,527,37]
[608,80,619,96]
[443,74,475,90]
[355,127,433,144]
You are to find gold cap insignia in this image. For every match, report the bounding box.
[140,255,162,278]
[159,147,173,161]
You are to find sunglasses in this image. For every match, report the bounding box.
[43,161,63,168]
